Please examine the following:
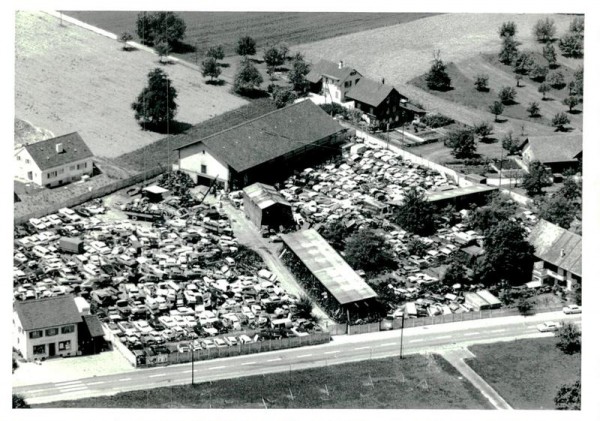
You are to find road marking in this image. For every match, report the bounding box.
[409,339,424,343]
[380,342,398,347]
[57,384,87,391]
[296,354,313,358]
[86,381,105,386]
[149,373,166,378]
[241,361,256,366]
[434,335,452,339]
[354,346,370,350]
[55,380,82,386]
[267,358,281,362]
[181,370,193,373]
[59,386,88,393]
[208,366,228,370]
[324,350,340,354]
[464,332,480,336]
[118,378,132,382]
[490,329,506,333]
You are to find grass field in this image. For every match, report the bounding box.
[15,11,247,159]
[63,11,437,58]
[36,354,492,409]
[466,338,581,410]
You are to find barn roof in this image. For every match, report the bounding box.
[281,229,378,305]
[176,100,345,172]
[23,132,94,171]
[305,59,362,84]
[346,78,397,108]
[528,219,582,276]
[243,182,291,209]
[521,134,582,164]
[14,295,82,331]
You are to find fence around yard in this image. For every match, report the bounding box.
[102,323,138,367]
[327,304,564,336]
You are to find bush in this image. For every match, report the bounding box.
[517,297,534,315]
[559,33,583,58]
[529,64,548,82]
[498,86,517,104]
[555,322,581,354]
[533,18,556,43]
[474,74,489,91]
[547,71,565,89]
[319,103,347,118]
[421,113,454,128]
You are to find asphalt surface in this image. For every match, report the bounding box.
[15,311,581,405]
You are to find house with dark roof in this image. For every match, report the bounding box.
[13,295,83,361]
[306,59,363,104]
[520,134,582,173]
[345,77,424,130]
[242,182,294,230]
[174,100,347,190]
[528,219,582,290]
[15,132,94,187]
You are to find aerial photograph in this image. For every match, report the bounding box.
[11,3,592,416]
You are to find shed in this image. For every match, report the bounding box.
[59,237,84,254]
[463,292,489,311]
[242,183,294,231]
[142,185,169,203]
[475,290,501,309]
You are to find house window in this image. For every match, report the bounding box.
[370,107,374,114]
[395,116,399,122]
[202,150,206,155]
[25,159,30,164]
[33,344,46,355]
[61,325,75,334]
[45,328,59,336]
[335,91,339,99]
[27,171,33,180]
[58,340,71,351]
[201,165,207,174]
[17,156,21,161]
[29,330,43,339]
[70,165,76,170]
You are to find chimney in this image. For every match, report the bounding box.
[381,77,385,85]
[338,60,344,69]
[560,249,565,257]
[55,143,63,154]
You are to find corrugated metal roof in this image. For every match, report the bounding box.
[528,219,582,276]
[281,229,378,305]
[426,185,497,202]
[242,182,291,209]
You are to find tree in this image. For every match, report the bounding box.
[154,41,171,63]
[236,36,256,56]
[294,294,314,319]
[119,31,134,51]
[529,64,548,82]
[406,238,428,257]
[392,187,436,236]
[206,45,225,61]
[344,229,396,274]
[233,58,263,95]
[515,74,523,87]
[498,86,517,104]
[288,56,311,94]
[569,16,584,38]
[556,322,581,354]
[538,82,551,99]
[499,36,519,64]
[559,177,582,202]
[12,394,30,409]
[559,33,583,58]
[498,21,517,38]
[563,96,579,113]
[468,193,517,233]
[551,112,570,131]
[522,160,552,196]
[517,297,534,315]
[555,381,581,410]
[543,42,557,67]
[547,71,565,88]
[473,122,493,142]
[136,12,186,48]
[479,220,535,286]
[318,219,354,250]
[533,18,556,43]
[201,57,222,82]
[572,66,583,96]
[425,52,452,91]
[131,68,178,130]
[271,86,297,108]
[446,128,477,159]
[513,51,534,75]
[501,131,521,154]
[443,260,467,285]
[489,101,505,122]
[474,74,489,91]
[263,46,285,75]
[526,101,541,117]
[537,193,577,229]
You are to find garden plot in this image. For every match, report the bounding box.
[13,182,318,358]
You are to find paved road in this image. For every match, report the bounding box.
[16,311,580,405]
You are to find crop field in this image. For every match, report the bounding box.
[63,11,437,58]
[466,338,581,409]
[15,11,247,159]
[37,354,492,409]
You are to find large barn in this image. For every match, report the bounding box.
[174,100,347,191]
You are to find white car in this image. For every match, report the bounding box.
[537,321,562,332]
[563,304,582,315]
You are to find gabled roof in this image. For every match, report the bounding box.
[22,132,94,171]
[346,78,397,108]
[521,134,583,164]
[305,59,361,84]
[528,219,582,276]
[175,100,345,173]
[243,182,291,209]
[14,295,82,331]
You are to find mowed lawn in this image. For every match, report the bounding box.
[466,338,581,410]
[37,354,492,409]
[63,11,437,58]
[15,11,247,158]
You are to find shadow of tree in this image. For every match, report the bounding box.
[206,79,226,86]
[139,120,193,135]
[171,41,197,54]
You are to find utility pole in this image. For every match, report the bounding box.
[400,312,405,359]
[191,342,195,386]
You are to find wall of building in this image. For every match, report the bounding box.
[177,142,230,187]
[13,314,78,361]
[15,148,43,185]
[322,73,361,104]
[41,158,94,188]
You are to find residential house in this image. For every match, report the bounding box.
[519,134,582,173]
[15,132,94,187]
[528,219,582,291]
[174,100,347,190]
[305,60,363,104]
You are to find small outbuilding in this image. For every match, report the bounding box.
[142,185,169,203]
[242,183,294,231]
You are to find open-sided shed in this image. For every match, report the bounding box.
[242,183,294,230]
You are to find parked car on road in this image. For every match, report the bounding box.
[563,304,582,314]
[537,321,562,332]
